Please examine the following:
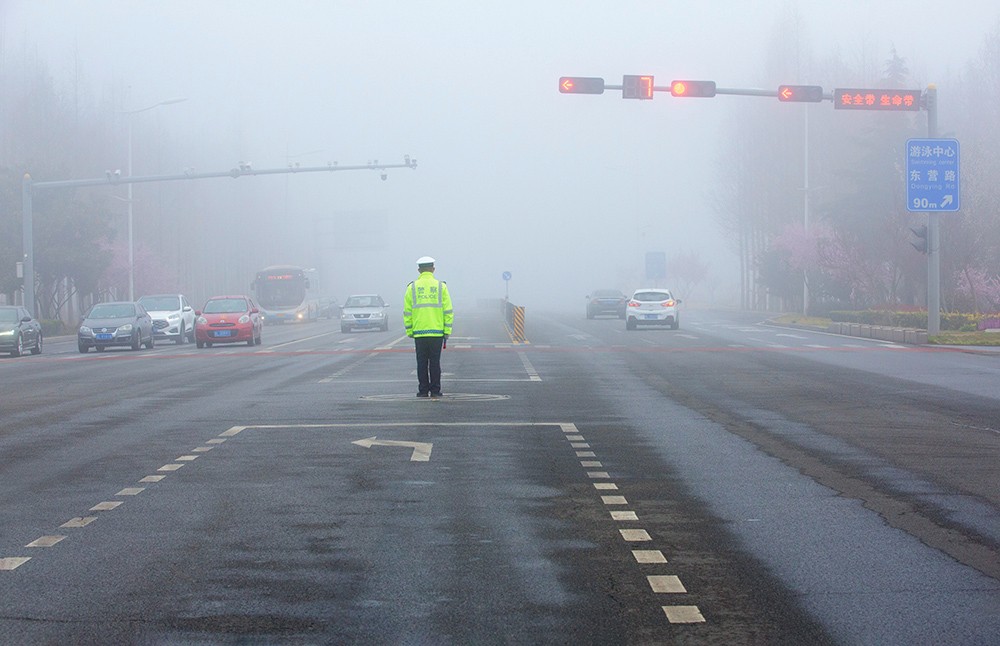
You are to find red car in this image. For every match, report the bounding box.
[195,295,263,348]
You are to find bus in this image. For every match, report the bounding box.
[251,265,320,323]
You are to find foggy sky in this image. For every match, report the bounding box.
[4,1,997,311]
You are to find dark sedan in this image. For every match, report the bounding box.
[0,306,43,357]
[78,301,155,352]
[586,289,628,319]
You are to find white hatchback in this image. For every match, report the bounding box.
[625,289,681,330]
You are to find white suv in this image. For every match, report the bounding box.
[137,294,196,344]
[625,288,681,330]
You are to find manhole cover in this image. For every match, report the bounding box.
[360,393,510,402]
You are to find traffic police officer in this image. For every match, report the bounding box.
[403,256,453,397]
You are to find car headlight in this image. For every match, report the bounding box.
[79,326,93,336]
[370,311,384,319]
[196,316,207,325]
[239,315,250,324]
[0,329,14,337]
[117,324,133,334]
[341,312,350,320]
[167,313,180,321]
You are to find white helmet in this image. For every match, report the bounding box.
[416,256,435,266]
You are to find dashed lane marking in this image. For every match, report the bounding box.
[139,475,166,483]
[663,606,706,624]
[611,511,638,521]
[563,422,703,625]
[89,501,123,512]
[116,488,145,496]
[648,575,687,593]
[0,558,30,570]
[633,550,668,564]
[157,464,184,472]
[26,536,66,548]
[60,517,97,528]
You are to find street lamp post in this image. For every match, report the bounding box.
[121,97,187,300]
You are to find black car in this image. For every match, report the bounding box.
[586,289,628,319]
[78,301,155,352]
[0,306,43,357]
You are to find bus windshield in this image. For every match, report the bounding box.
[256,273,307,308]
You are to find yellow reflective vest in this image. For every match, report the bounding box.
[403,272,453,337]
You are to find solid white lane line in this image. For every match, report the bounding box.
[517,351,541,381]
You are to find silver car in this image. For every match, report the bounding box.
[340,294,389,332]
[625,288,681,330]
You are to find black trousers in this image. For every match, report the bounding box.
[414,336,444,395]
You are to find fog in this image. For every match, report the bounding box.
[4,1,996,314]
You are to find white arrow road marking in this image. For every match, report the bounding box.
[352,436,433,462]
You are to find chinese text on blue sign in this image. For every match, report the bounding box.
[906,138,960,212]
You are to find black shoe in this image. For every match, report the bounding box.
[417,392,429,398]
[429,391,443,398]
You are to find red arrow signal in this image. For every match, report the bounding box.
[558,76,605,95]
[777,85,824,103]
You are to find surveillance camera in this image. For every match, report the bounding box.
[381,172,388,181]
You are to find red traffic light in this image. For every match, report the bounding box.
[623,75,654,100]
[559,77,605,95]
[833,88,921,111]
[777,85,824,103]
[670,80,716,98]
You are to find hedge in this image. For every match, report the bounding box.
[828,310,996,331]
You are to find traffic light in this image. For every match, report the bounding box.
[910,224,928,253]
[777,85,824,103]
[669,80,716,98]
[559,77,605,95]
[623,75,654,100]
[833,88,921,111]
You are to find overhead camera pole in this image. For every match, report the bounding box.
[21,156,417,317]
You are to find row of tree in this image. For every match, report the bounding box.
[715,13,1000,315]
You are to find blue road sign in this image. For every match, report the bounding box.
[906,138,959,212]
[502,271,512,281]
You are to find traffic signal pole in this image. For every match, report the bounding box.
[20,157,417,317]
[925,85,940,335]
[560,76,947,333]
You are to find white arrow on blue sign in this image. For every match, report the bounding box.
[502,271,512,281]
[906,138,959,212]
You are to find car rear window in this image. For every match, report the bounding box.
[633,291,671,302]
[593,290,622,298]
